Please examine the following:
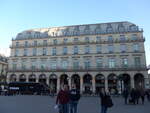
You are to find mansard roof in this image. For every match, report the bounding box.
[14,21,142,40]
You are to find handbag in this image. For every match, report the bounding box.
[106,96,114,108]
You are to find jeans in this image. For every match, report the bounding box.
[101,105,107,113]
[70,101,78,113]
[59,104,69,113]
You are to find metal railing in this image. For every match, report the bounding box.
[8,65,147,72]
[10,37,145,49]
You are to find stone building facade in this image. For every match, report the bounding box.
[0,55,8,82]
[7,21,149,94]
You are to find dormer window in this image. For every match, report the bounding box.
[130,25,138,31]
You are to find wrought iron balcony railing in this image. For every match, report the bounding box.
[8,65,147,73]
[10,37,145,49]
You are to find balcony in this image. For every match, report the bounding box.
[9,37,145,49]
[8,65,147,73]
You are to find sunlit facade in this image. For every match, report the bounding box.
[7,21,149,94]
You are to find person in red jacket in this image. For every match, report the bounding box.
[56,85,70,113]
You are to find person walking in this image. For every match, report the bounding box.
[134,89,141,105]
[99,88,113,113]
[122,88,129,104]
[140,88,145,104]
[56,85,70,113]
[69,84,81,113]
[130,88,136,104]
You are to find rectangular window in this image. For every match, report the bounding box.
[43,48,47,55]
[120,35,126,42]
[74,38,79,43]
[12,64,17,70]
[15,49,19,56]
[108,45,114,53]
[96,45,101,53]
[85,45,90,54]
[134,57,141,67]
[33,48,37,56]
[24,49,28,56]
[120,44,126,52]
[108,36,113,42]
[85,37,90,43]
[52,47,56,56]
[43,40,47,46]
[51,61,57,69]
[109,58,115,68]
[96,36,101,42]
[133,44,139,52]
[122,58,128,67]
[74,46,78,54]
[84,60,90,69]
[63,38,68,44]
[25,41,28,47]
[21,63,26,70]
[62,60,68,69]
[96,58,103,68]
[16,42,19,47]
[63,47,68,55]
[53,39,57,45]
[131,34,137,41]
[34,41,37,46]
[73,60,79,69]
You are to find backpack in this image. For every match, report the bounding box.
[106,96,114,108]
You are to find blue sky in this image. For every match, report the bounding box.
[0,0,150,65]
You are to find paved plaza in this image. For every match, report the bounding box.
[0,95,150,113]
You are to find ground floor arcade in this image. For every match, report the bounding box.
[7,71,149,94]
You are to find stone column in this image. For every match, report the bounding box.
[46,78,49,86]
[6,75,10,83]
[80,77,83,94]
[57,78,60,93]
[16,76,19,82]
[26,76,29,82]
[105,78,108,91]
[131,76,135,89]
[68,77,71,89]
[36,78,39,83]
[92,77,96,94]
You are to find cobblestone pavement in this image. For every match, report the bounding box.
[0,95,150,113]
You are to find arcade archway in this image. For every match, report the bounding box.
[19,74,26,82]
[29,74,36,82]
[49,74,57,93]
[71,74,80,90]
[83,74,92,94]
[108,73,117,94]
[95,74,105,94]
[134,73,144,89]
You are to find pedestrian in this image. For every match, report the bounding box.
[145,89,150,102]
[130,88,136,104]
[99,88,113,113]
[69,84,81,113]
[140,88,145,104]
[122,88,129,104]
[134,89,140,105]
[56,85,70,113]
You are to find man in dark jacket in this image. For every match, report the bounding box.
[69,84,81,113]
[123,88,129,104]
[99,88,110,113]
[56,85,70,113]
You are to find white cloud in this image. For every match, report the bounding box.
[0,48,10,57]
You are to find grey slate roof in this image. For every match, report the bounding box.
[15,21,141,40]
